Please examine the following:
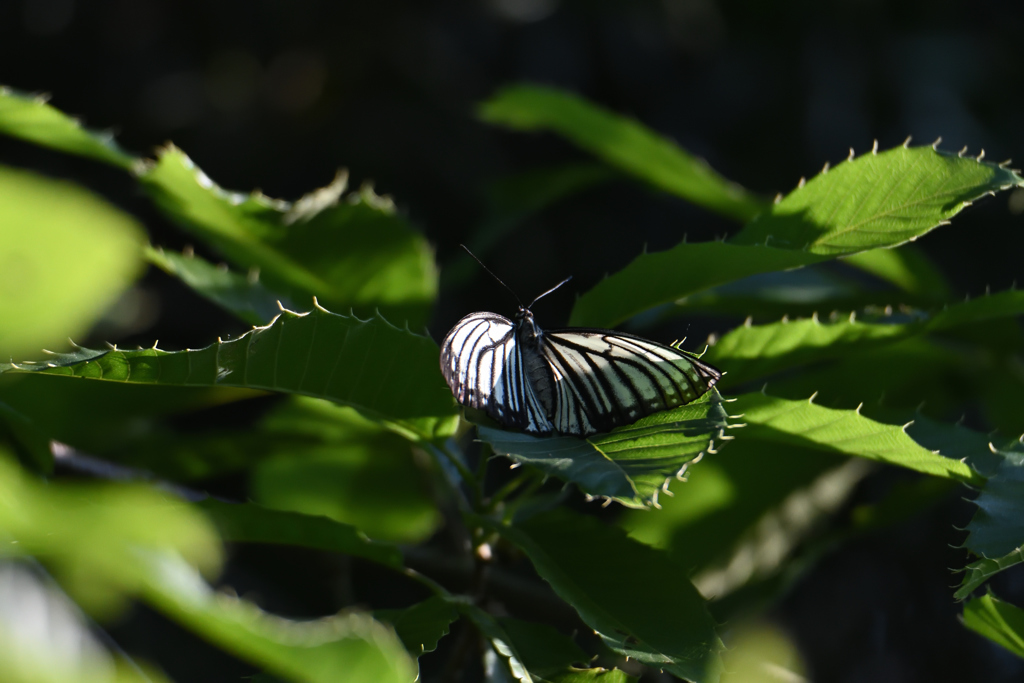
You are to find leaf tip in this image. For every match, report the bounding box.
[808,391,818,404]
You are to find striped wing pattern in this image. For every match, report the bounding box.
[540,330,721,436]
[439,312,553,433]
[440,312,722,437]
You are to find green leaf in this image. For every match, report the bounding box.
[146,246,291,325]
[449,599,533,683]
[732,144,1022,253]
[665,264,946,321]
[478,390,730,508]
[841,246,951,299]
[137,149,437,326]
[962,442,1024,559]
[141,554,416,683]
[620,438,846,579]
[481,509,724,683]
[962,592,1024,659]
[1,305,459,442]
[706,289,1024,389]
[0,401,53,474]
[571,144,1021,329]
[0,452,221,612]
[378,596,459,657]
[571,242,821,328]
[198,498,404,569]
[731,392,982,484]
[479,84,767,222]
[541,668,636,683]
[250,399,443,543]
[0,165,145,360]
[498,617,589,678]
[0,87,136,169]
[957,548,1024,601]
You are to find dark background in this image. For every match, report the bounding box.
[3,1,1024,681]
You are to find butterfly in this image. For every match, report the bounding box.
[439,255,722,437]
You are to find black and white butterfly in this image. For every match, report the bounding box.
[440,256,721,438]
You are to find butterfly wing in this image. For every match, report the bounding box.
[439,311,553,434]
[540,329,722,436]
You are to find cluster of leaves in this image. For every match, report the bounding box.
[0,82,1022,682]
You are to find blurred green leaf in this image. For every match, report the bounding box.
[0,87,135,169]
[146,246,291,325]
[841,246,951,299]
[141,554,416,683]
[480,84,767,222]
[377,596,459,657]
[478,390,730,508]
[250,399,442,543]
[1,306,459,442]
[732,392,981,484]
[0,452,221,612]
[498,617,589,678]
[620,439,845,577]
[198,498,404,569]
[138,150,437,327]
[0,401,52,474]
[962,592,1024,659]
[482,509,723,683]
[706,289,1024,389]
[0,372,256,459]
[0,165,144,360]
[541,668,636,683]
[571,145,1021,328]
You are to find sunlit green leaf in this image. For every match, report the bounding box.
[0,87,135,169]
[482,509,723,683]
[571,145,1021,328]
[1,306,459,442]
[0,165,144,360]
[620,439,845,577]
[733,145,1021,254]
[138,149,437,326]
[480,84,767,222]
[962,592,1024,659]
[478,390,730,508]
[731,392,981,484]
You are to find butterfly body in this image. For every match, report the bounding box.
[440,307,722,437]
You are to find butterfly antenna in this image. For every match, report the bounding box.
[460,244,523,307]
[528,276,573,309]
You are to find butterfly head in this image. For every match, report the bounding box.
[515,306,543,345]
